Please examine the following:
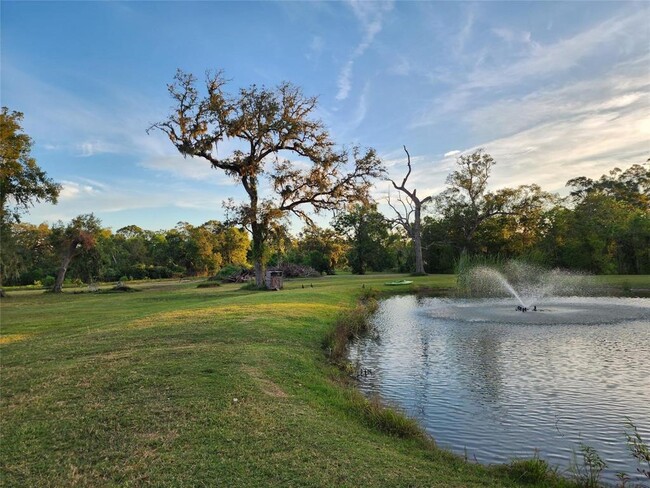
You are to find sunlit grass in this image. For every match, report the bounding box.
[2,273,642,486]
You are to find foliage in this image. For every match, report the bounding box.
[567,163,649,208]
[0,107,60,225]
[535,164,650,274]
[333,203,396,274]
[4,159,650,284]
[149,69,383,286]
[434,149,555,254]
[0,108,60,289]
[50,214,103,292]
[507,454,556,484]
[2,219,251,286]
[278,224,347,275]
[570,444,606,488]
[624,418,650,480]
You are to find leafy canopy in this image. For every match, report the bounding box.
[0,107,60,225]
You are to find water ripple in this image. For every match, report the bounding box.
[349,296,650,485]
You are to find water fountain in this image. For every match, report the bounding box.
[349,262,650,483]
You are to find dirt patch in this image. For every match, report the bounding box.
[242,366,288,398]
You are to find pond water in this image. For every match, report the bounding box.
[348,295,650,485]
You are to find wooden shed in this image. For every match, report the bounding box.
[265,270,284,290]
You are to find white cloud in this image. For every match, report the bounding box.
[76,140,122,157]
[390,57,411,76]
[444,150,461,158]
[306,36,324,61]
[463,62,649,141]
[413,11,648,129]
[465,13,645,91]
[454,6,476,55]
[336,1,394,100]
[337,61,354,101]
[348,82,370,129]
[139,155,219,182]
[492,27,534,46]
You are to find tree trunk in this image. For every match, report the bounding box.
[53,250,74,293]
[251,222,266,288]
[413,207,426,275]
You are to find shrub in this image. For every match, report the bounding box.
[507,455,554,484]
[197,282,221,289]
[625,418,650,480]
[571,444,606,488]
[348,393,425,439]
[41,275,55,289]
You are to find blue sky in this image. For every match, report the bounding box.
[2,1,648,231]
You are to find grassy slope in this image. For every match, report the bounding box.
[3,274,642,487]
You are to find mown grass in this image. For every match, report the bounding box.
[2,274,645,487]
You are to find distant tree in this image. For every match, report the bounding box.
[0,107,60,294]
[552,161,650,274]
[297,225,347,275]
[387,146,432,275]
[201,220,250,267]
[3,222,56,285]
[0,108,60,225]
[435,149,553,253]
[149,70,383,287]
[421,215,457,273]
[51,214,102,293]
[333,204,393,274]
[567,162,649,207]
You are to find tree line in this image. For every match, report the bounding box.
[1,69,648,293]
[3,154,647,289]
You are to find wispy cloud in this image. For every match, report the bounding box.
[465,12,645,91]
[463,58,649,141]
[413,10,647,127]
[454,5,476,56]
[76,140,122,157]
[336,0,393,101]
[139,155,218,181]
[306,35,324,61]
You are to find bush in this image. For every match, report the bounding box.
[42,276,55,289]
[507,456,554,484]
[197,282,221,289]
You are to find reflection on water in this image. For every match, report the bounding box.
[349,296,650,484]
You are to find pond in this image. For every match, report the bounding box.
[348,295,650,484]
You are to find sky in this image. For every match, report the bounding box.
[2,1,648,232]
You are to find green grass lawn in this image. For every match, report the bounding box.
[3,274,645,487]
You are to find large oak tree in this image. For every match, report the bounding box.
[0,107,60,295]
[149,70,383,287]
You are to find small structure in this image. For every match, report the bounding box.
[265,270,284,290]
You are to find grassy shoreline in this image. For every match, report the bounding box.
[2,274,647,486]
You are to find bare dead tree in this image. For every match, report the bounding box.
[387,146,432,274]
